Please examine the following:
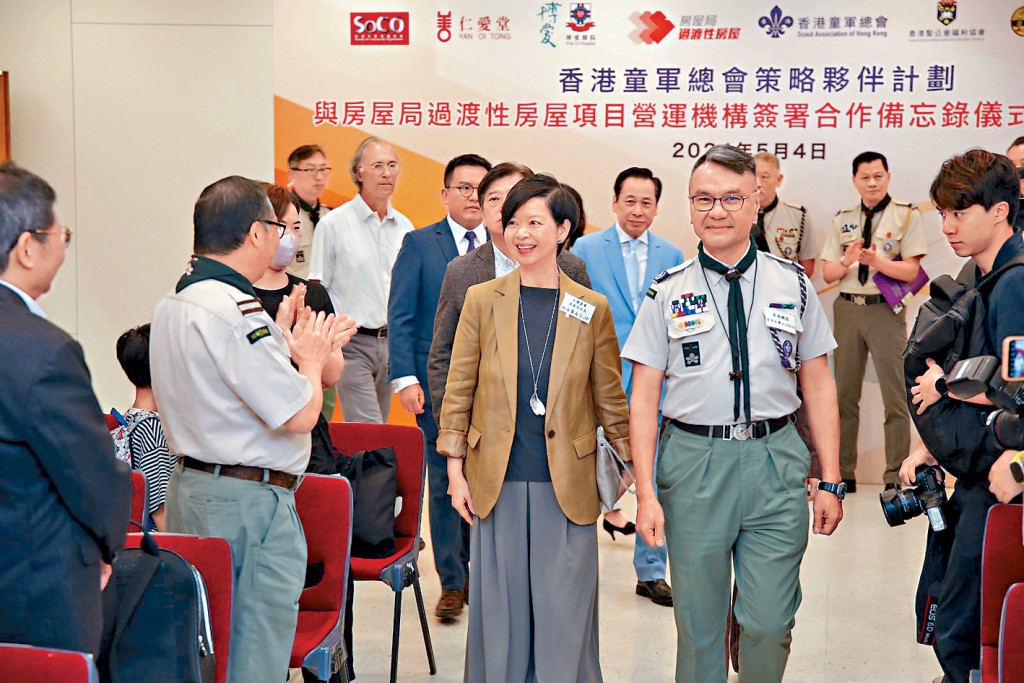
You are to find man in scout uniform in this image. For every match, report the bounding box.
[151,176,350,683]
[753,152,817,277]
[286,144,333,279]
[821,151,927,490]
[624,145,844,683]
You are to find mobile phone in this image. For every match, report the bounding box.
[1002,335,1024,381]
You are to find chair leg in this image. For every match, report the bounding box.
[390,591,402,683]
[413,570,438,675]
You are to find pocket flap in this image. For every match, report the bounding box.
[573,429,597,459]
[468,425,481,449]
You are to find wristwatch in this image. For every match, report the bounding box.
[934,375,950,398]
[1011,451,1024,484]
[817,480,847,501]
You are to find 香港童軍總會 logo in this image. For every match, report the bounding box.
[759,5,794,38]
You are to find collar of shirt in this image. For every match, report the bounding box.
[494,243,518,277]
[0,279,46,318]
[353,192,396,224]
[701,248,758,285]
[447,214,485,252]
[614,222,650,247]
[991,231,1024,272]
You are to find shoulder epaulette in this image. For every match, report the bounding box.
[782,200,806,213]
[236,297,264,316]
[653,259,694,283]
[763,251,805,271]
[835,204,859,217]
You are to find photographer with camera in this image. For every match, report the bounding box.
[900,149,1024,683]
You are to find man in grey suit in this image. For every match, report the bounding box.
[428,164,591,420]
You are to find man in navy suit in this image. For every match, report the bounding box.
[388,153,491,621]
[572,166,682,607]
[0,162,131,655]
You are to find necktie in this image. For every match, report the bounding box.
[753,196,777,253]
[465,230,477,254]
[624,239,641,311]
[698,237,758,423]
[858,194,891,285]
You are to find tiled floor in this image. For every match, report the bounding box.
[315,484,945,683]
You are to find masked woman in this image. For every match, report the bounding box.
[438,175,630,683]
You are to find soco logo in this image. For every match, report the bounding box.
[350,12,410,45]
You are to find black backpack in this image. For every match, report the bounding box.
[99,532,215,683]
[903,254,1024,479]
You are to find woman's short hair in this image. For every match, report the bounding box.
[116,323,152,389]
[476,162,534,204]
[929,149,1019,225]
[260,182,300,221]
[501,174,579,255]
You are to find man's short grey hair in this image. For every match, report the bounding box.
[0,162,56,274]
[692,145,756,178]
[348,136,384,190]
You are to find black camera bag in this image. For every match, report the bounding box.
[903,254,1024,479]
[337,447,398,558]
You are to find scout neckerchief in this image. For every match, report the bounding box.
[753,195,778,253]
[293,192,323,228]
[698,237,757,424]
[858,194,891,284]
[175,255,257,296]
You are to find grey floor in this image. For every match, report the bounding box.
[296,484,945,683]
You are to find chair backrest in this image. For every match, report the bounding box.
[129,470,148,531]
[328,422,424,541]
[125,533,234,683]
[104,413,119,431]
[294,474,353,612]
[1001,582,1024,682]
[0,643,98,682]
[980,504,1024,649]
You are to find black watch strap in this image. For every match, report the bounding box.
[935,375,949,397]
[817,480,846,501]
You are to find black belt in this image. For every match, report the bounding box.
[181,456,301,490]
[839,292,886,306]
[665,415,792,441]
[356,326,387,338]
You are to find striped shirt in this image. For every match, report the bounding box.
[120,408,175,513]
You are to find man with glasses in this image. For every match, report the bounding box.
[821,151,926,492]
[388,153,491,621]
[286,144,333,279]
[623,145,843,683]
[311,137,414,423]
[0,162,131,657]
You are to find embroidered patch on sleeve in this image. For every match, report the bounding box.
[247,326,271,344]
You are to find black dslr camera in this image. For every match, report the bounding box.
[879,465,948,532]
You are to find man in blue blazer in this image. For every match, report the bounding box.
[572,166,683,607]
[0,163,131,655]
[387,153,491,621]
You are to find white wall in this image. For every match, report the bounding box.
[0,0,273,408]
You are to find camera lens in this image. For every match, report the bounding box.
[879,488,924,527]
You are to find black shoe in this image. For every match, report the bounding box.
[603,517,636,540]
[636,579,673,607]
[884,482,901,491]
[842,478,857,493]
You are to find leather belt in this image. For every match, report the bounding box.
[181,456,301,490]
[356,326,388,338]
[666,415,793,441]
[839,292,886,306]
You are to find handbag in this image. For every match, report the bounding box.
[336,447,398,558]
[596,426,636,509]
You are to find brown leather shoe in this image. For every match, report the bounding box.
[435,588,465,622]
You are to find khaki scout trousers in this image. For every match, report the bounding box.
[166,464,307,683]
[658,422,809,683]
[832,297,910,484]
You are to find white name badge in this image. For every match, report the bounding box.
[764,307,799,334]
[559,293,595,324]
[668,313,715,338]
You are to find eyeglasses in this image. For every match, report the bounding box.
[446,183,479,198]
[689,194,749,213]
[260,219,287,238]
[32,226,73,245]
[361,161,400,175]
[291,166,332,177]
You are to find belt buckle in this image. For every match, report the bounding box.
[852,295,867,306]
[728,423,750,441]
[377,327,387,339]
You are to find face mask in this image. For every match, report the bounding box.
[270,233,298,271]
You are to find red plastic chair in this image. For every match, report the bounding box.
[0,643,98,682]
[1000,582,1024,681]
[328,422,436,683]
[290,475,353,681]
[129,470,149,532]
[125,533,234,683]
[978,504,1024,682]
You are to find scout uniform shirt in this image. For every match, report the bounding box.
[286,199,331,280]
[821,199,927,296]
[762,197,817,262]
[621,251,836,424]
[150,256,314,475]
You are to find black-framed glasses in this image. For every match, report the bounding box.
[446,183,479,198]
[261,219,287,238]
[689,194,749,212]
[291,166,332,177]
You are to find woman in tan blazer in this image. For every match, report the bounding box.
[438,175,630,683]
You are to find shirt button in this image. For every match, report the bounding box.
[547,430,556,438]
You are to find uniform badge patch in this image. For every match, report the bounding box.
[646,287,657,300]
[682,341,701,367]
[247,326,271,344]
[671,293,708,318]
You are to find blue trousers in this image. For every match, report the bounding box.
[419,411,470,590]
